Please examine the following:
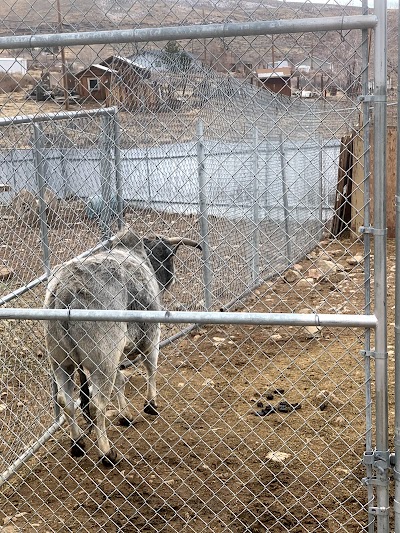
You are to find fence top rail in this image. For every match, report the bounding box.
[0,308,378,328]
[0,106,117,127]
[0,16,378,50]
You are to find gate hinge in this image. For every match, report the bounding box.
[359,226,387,236]
[362,450,390,492]
[358,95,387,104]
[360,350,388,361]
[363,450,390,474]
[362,476,387,487]
[369,506,390,517]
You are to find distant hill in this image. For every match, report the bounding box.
[0,0,383,33]
[0,0,397,86]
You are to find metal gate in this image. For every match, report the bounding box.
[0,0,394,531]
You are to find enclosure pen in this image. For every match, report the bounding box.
[371,0,389,530]
[0,3,395,532]
[361,0,373,529]
[395,0,400,531]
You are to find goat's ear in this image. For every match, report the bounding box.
[143,237,163,250]
[114,228,142,250]
[143,238,172,259]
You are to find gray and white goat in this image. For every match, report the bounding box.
[44,228,201,466]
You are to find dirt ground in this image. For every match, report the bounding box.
[0,228,396,532]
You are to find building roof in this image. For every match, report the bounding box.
[266,60,291,69]
[256,67,292,81]
[128,51,167,70]
[101,55,149,72]
[295,58,333,72]
[127,50,204,72]
[74,64,118,77]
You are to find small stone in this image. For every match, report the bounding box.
[0,267,13,280]
[265,451,291,463]
[284,269,301,283]
[296,278,313,289]
[334,416,346,427]
[315,390,343,408]
[316,259,337,275]
[304,325,322,339]
[308,268,322,280]
[346,254,364,266]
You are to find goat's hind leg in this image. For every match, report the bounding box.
[89,367,121,467]
[112,369,137,426]
[142,344,159,416]
[52,363,86,457]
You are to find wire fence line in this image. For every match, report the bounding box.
[0,96,341,307]
[0,133,340,220]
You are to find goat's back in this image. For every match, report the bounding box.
[44,248,162,363]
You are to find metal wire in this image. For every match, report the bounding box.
[0,2,391,531]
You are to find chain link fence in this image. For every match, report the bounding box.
[0,0,393,531]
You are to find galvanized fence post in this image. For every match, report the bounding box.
[113,109,124,230]
[59,147,69,198]
[318,136,323,228]
[99,111,114,241]
[359,3,375,530]
[252,126,260,284]
[264,142,270,217]
[197,119,213,311]
[33,122,51,276]
[279,134,292,264]
[373,0,389,528]
[145,144,151,207]
[394,0,400,527]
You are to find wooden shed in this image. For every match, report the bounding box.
[73,64,115,103]
[100,56,158,110]
[73,56,154,108]
[255,67,292,97]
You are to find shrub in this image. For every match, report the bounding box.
[0,73,36,93]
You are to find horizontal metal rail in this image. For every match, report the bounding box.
[0,308,378,328]
[0,416,65,488]
[0,106,117,127]
[0,275,48,306]
[0,238,116,307]
[0,16,378,50]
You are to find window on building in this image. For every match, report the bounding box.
[88,78,99,91]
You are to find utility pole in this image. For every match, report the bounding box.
[203,9,207,65]
[271,35,275,67]
[56,0,69,110]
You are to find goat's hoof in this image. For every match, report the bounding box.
[144,400,158,416]
[71,438,86,457]
[118,415,135,427]
[101,450,120,468]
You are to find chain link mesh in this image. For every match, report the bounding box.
[0,0,392,531]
